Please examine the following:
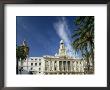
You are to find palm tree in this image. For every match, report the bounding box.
[72,16,94,74]
[16,40,29,74]
[16,45,21,74]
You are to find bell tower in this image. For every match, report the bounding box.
[58,40,66,57]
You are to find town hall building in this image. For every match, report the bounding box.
[18,40,92,74]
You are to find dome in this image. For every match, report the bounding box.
[60,40,64,44]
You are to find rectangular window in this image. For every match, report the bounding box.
[39,68,41,71]
[39,63,41,65]
[31,67,33,70]
[35,63,37,66]
[31,63,33,66]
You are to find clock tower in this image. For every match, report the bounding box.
[58,40,67,57]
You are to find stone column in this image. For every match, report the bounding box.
[74,61,76,72]
[59,61,61,71]
[72,61,74,72]
[81,61,84,73]
[80,62,81,73]
[78,62,80,73]
[26,58,28,71]
[57,61,59,71]
[82,61,84,73]
[48,61,51,71]
[70,61,73,72]
[62,61,63,71]
[77,62,79,72]
[52,61,54,71]
[66,61,68,72]
[45,61,46,72]
[47,61,49,72]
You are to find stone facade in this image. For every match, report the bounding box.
[18,40,92,74]
[43,56,86,75]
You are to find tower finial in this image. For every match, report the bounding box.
[60,40,64,44]
[22,39,27,46]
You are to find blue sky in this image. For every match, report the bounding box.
[16,16,79,57]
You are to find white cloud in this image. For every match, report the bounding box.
[54,17,76,57]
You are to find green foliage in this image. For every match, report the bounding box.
[16,43,29,74]
[16,45,29,60]
[72,16,94,73]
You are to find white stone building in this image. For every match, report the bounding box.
[18,57,44,74]
[18,40,93,75]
